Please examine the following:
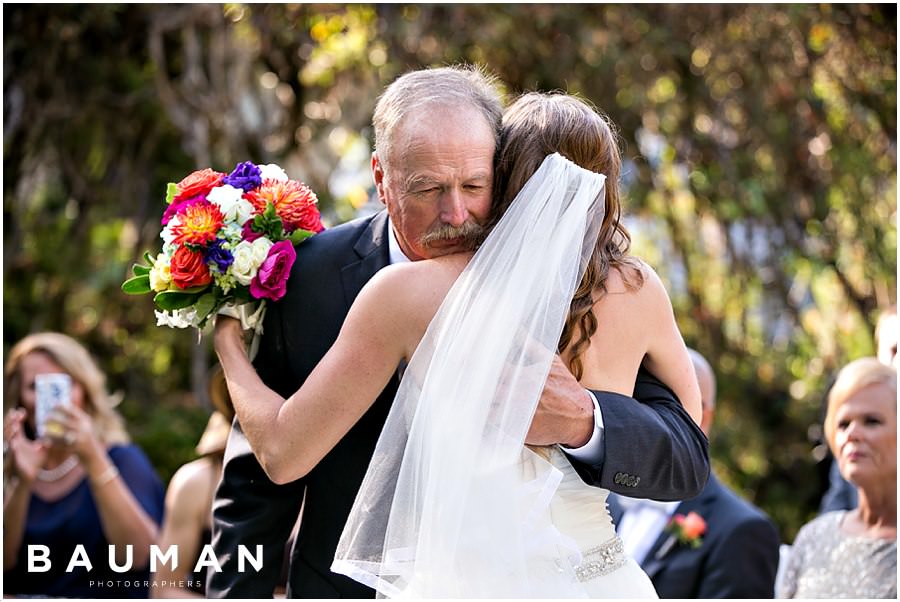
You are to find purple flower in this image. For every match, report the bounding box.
[204,239,234,273]
[162,194,206,226]
[241,221,264,243]
[222,161,263,192]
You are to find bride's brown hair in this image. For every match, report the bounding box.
[492,92,643,380]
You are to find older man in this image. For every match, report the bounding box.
[208,65,708,598]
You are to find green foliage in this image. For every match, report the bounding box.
[153,289,204,311]
[3,4,895,543]
[251,202,285,241]
[122,274,151,295]
[289,229,316,245]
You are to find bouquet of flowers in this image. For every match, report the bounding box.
[122,161,324,338]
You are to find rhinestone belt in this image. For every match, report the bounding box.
[573,537,627,582]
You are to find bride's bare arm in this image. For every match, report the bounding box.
[639,267,702,425]
[214,266,420,484]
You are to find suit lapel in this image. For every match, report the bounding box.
[340,210,390,306]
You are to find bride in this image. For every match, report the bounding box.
[214,92,701,597]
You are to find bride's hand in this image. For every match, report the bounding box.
[214,315,249,357]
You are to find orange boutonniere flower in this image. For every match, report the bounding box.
[666,511,707,548]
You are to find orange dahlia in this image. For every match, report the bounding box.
[171,202,225,246]
[174,168,225,202]
[244,179,324,233]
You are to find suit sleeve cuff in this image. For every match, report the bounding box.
[560,390,605,464]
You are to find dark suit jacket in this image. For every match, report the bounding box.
[209,210,710,598]
[609,473,780,598]
[819,458,858,513]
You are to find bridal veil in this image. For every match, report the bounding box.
[332,152,607,597]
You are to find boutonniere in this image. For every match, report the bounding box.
[654,511,707,559]
[665,511,707,548]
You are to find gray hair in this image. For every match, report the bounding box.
[372,65,505,168]
[688,348,717,411]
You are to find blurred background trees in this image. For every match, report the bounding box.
[4,4,895,541]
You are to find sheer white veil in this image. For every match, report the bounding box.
[332,153,607,597]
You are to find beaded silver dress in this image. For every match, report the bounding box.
[777,511,897,599]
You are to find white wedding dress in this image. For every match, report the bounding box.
[333,153,658,598]
[542,446,657,598]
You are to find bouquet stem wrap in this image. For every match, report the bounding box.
[217,302,267,361]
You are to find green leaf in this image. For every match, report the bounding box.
[122,275,152,295]
[154,290,203,311]
[193,293,218,320]
[289,229,315,245]
[165,183,178,205]
[143,250,155,265]
[132,263,151,276]
[252,202,286,240]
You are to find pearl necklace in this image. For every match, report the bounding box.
[37,455,79,482]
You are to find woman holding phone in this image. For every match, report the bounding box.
[3,332,164,598]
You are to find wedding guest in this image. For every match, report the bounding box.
[3,332,165,598]
[608,348,780,598]
[778,357,896,598]
[819,305,897,514]
[209,65,709,598]
[151,367,232,598]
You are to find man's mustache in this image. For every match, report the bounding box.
[420,221,487,249]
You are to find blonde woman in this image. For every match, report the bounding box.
[778,357,896,598]
[3,332,165,598]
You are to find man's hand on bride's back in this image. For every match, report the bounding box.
[526,356,594,447]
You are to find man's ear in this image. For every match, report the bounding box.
[372,152,387,206]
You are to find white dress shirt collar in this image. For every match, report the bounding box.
[617,498,681,565]
[387,217,411,265]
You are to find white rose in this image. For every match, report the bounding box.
[259,163,289,182]
[161,216,180,246]
[233,198,255,225]
[250,237,274,265]
[230,242,257,286]
[230,238,273,286]
[207,185,256,226]
[148,253,173,292]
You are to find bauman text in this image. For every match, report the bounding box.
[27,544,263,573]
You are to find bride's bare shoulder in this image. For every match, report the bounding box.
[596,258,669,311]
[361,252,472,314]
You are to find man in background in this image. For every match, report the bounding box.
[608,348,780,598]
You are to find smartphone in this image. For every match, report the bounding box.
[34,373,72,439]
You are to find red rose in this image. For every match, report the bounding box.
[170,246,213,289]
[174,168,225,202]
